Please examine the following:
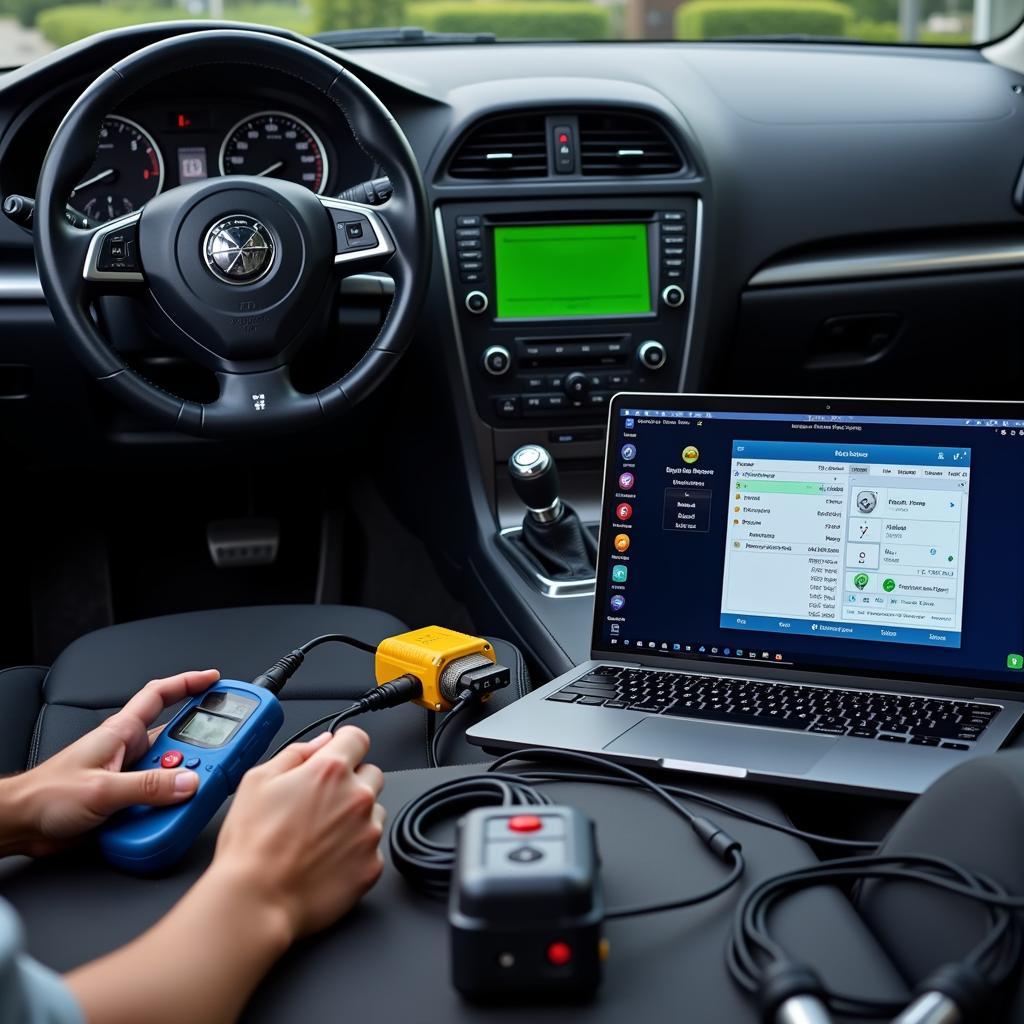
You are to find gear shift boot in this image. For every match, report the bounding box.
[506,444,597,582]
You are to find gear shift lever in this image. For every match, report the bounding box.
[508,445,562,523]
[508,445,596,580]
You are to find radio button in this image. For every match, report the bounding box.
[638,340,668,369]
[661,211,685,221]
[465,291,489,314]
[457,239,481,250]
[459,260,482,273]
[494,396,520,418]
[524,375,546,390]
[460,272,481,284]
[456,227,481,238]
[482,345,511,376]
[565,371,590,399]
[456,215,481,227]
[661,285,685,308]
[588,391,611,407]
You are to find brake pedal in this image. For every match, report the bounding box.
[206,518,280,568]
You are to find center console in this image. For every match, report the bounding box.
[438,197,698,430]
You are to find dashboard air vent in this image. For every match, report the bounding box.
[448,115,548,179]
[578,113,683,176]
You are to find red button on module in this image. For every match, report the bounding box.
[508,814,542,833]
[547,942,573,966]
[160,750,184,769]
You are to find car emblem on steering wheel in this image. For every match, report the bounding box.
[203,215,275,284]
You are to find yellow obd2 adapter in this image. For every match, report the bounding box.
[375,626,501,712]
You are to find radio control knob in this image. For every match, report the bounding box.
[482,345,511,376]
[465,290,489,314]
[661,285,685,308]
[564,371,590,399]
[638,340,667,370]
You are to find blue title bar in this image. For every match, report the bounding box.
[620,409,1024,429]
[731,440,971,467]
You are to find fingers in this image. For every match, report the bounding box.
[89,766,199,816]
[120,670,221,730]
[253,732,333,777]
[101,670,221,764]
[301,725,371,777]
[355,762,385,800]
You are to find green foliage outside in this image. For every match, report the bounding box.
[32,0,609,43]
[407,0,610,35]
[676,0,853,38]
[309,0,402,31]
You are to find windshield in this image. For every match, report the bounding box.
[0,0,1017,66]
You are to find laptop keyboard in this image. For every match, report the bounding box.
[547,666,1002,749]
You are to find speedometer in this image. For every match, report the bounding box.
[218,111,329,194]
[70,115,163,224]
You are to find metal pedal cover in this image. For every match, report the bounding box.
[206,518,279,568]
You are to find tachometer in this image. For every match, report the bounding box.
[70,115,163,224]
[218,111,328,194]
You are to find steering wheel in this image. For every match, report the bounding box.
[34,30,430,438]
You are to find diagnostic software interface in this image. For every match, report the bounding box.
[598,400,1024,689]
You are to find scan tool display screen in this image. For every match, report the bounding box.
[493,223,652,319]
[175,710,238,747]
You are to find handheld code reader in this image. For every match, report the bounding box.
[99,681,283,874]
[449,806,605,1001]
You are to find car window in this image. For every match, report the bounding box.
[0,0,1017,67]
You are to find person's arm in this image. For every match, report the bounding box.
[0,669,221,858]
[65,727,385,1024]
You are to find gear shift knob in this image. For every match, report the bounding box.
[509,445,562,523]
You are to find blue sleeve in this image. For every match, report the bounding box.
[0,900,85,1024]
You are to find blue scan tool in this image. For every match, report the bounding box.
[99,681,284,874]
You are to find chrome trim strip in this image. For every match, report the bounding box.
[83,210,144,284]
[499,525,596,598]
[319,197,394,266]
[678,197,703,390]
[748,240,1024,289]
[0,270,44,301]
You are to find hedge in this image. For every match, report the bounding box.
[847,16,899,39]
[676,0,853,39]
[36,3,313,45]
[310,0,404,32]
[408,0,610,36]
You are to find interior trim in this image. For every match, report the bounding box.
[747,239,1024,289]
[0,269,44,301]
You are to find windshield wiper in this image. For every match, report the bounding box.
[315,26,496,46]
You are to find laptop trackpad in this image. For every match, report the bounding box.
[603,719,837,775]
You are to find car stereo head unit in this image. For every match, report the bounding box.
[440,197,697,430]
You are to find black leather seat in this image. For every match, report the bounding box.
[0,605,531,774]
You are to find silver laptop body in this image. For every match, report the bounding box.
[468,394,1024,797]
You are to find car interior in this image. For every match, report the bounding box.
[2,10,1024,1023]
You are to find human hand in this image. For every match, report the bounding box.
[0,669,220,857]
[209,726,385,941]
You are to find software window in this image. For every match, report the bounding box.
[719,441,971,649]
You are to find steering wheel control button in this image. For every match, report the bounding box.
[346,222,364,239]
[465,290,489,314]
[184,757,201,770]
[482,345,511,376]
[334,214,378,253]
[160,750,184,769]
[661,284,686,308]
[508,846,544,864]
[508,814,543,833]
[638,340,668,370]
[96,227,139,272]
[203,215,275,285]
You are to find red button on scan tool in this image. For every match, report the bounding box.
[508,814,542,833]
[160,750,184,769]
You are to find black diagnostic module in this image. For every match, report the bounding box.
[449,805,604,1000]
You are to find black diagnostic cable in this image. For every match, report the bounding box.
[391,746,745,918]
[429,692,477,769]
[251,633,377,694]
[726,852,1024,1022]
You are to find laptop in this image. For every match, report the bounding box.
[468,393,1024,797]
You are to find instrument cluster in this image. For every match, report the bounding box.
[68,101,367,224]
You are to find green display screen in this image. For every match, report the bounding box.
[493,223,652,319]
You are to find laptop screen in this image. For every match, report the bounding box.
[595,395,1024,691]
